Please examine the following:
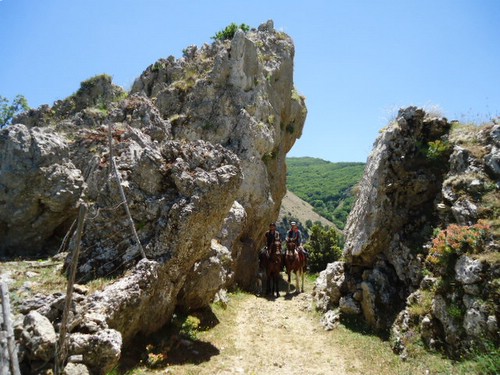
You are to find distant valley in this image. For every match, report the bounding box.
[286,157,365,229]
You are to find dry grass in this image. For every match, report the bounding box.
[279,189,335,228]
[407,289,434,317]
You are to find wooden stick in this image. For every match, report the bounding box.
[107,122,146,259]
[54,203,87,374]
[1,281,21,375]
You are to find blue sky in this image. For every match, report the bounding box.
[1,0,499,162]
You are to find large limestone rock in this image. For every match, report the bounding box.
[72,137,242,282]
[314,109,499,358]
[177,239,233,310]
[343,107,450,268]
[131,20,306,287]
[315,107,451,327]
[9,21,306,372]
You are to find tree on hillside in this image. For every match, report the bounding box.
[0,94,30,128]
[304,224,343,273]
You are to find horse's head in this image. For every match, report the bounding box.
[270,240,281,254]
[286,241,296,253]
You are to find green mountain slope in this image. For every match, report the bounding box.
[286,157,365,229]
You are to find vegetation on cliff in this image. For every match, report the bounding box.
[0,94,29,127]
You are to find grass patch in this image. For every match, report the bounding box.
[306,272,319,283]
[0,259,67,310]
[408,289,434,317]
[474,250,500,264]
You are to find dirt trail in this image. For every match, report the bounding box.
[164,279,353,375]
[218,291,348,375]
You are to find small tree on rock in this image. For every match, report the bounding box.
[0,94,30,128]
[212,23,250,41]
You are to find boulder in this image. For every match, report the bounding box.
[177,239,233,310]
[313,262,345,311]
[432,295,461,347]
[63,363,90,375]
[455,255,483,285]
[20,311,57,362]
[339,296,361,315]
[320,309,340,331]
[68,329,122,375]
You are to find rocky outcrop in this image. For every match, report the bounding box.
[131,20,306,287]
[7,21,306,373]
[314,108,499,358]
[0,124,85,256]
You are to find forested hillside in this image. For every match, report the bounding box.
[286,157,365,229]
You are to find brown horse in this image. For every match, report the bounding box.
[259,240,282,297]
[285,241,306,294]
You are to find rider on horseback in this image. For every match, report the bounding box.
[265,222,281,254]
[286,222,308,258]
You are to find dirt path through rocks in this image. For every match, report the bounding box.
[220,292,348,375]
[164,279,352,375]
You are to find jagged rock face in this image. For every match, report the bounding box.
[72,135,242,282]
[344,107,450,268]
[321,107,452,330]
[0,124,85,256]
[314,108,499,358]
[131,21,306,287]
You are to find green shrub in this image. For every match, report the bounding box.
[180,315,201,340]
[304,224,343,272]
[426,139,451,159]
[212,23,250,41]
[459,341,500,375]
[447,303,464,320]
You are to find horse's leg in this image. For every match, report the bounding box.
[275,273,280,298]
[295,270,299,294]
[300,268,305,292]
[287,271,291,294]
[270,272,275,297]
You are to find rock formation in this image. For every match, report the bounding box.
[4,20,306,373]
[130,20,306,288]
[313,107,499,359]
